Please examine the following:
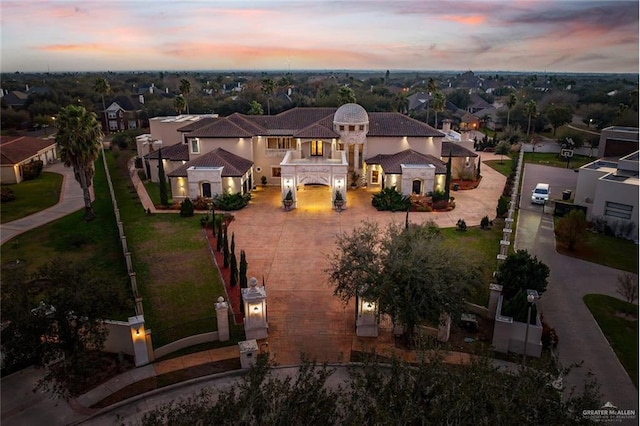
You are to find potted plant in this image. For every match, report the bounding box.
[283,189,294,210]
[334,190,345,210]
[261,175,267,187]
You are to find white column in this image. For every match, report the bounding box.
[128,315,150,367]
[216,296,230,342]
[353,143,360,171]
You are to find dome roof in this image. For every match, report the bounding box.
[333,103,369,124]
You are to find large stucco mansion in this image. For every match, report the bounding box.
[137,103,477,209]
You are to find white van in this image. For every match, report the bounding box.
[531,183,550,204]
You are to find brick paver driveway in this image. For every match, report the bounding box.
[227,163,505,365]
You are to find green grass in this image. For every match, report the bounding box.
[108,150,224,348]
[441,220,506,306]
[1,172,63,223]
[583,294,638,387]
[484,159,513,177]
[523,152,593,169]
[143,180,173,206]
[1,149,226,341]
[1,155,132,320]
[554,219,639,273]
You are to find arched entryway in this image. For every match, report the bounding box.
[412,179,423,195]
[202,182,212,198]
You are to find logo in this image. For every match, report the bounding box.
[582,402,636,423]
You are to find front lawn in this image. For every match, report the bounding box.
[441,220,505,306]
[484,159,513,177]
[1,172,63,223]
[523,152,593,169]
[1,156,132,321]
[109,150,225,348]
[583,294,638,387]
[554,218,639,273]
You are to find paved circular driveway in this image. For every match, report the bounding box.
[227,162,505,365]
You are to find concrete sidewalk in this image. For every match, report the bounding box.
[0,162,89,245]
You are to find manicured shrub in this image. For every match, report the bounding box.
[179,198,194,217]
[480,215,491,229]
[22,160,44,181]
[371,187,411,212]
[496,196,509,218]
[456,219,467,231]
[1,187,16,202]
[213,192,251,211]
[192,196,210,211]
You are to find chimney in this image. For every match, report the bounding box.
[139,94,145,104]
[25,84,29,92]
[165,87,169,94]
[442,119,451,133]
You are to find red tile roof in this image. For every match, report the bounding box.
[0,136,57,165]
[167,148,253,178]
[441,141,478,158]
[179,107,442,139]
[365,149,446,174]
[143,143,189,161]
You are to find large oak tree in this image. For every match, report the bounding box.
[326,221,481,344]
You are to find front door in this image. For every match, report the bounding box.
[412,179,422,195]
[202,182,212,198]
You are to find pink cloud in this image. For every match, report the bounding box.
[442,15,486,25]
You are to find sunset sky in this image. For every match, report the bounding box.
[1,0,638,73]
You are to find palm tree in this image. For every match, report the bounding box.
[523,100,537,136]
[506,93,517,127]
[93,77,110,133]
[55,105,103,221]
[174,95,186,115]
[395,92,409,114]
[261,78,275,115]
[179,79,191,114]
[431,92,446,129]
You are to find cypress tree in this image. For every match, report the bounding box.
[444,154,452,202]
[476,155,482,180]
[223,227,229,268]
[230,232,235,256]
[158,148,169,206]
[239,250,248,288]
[229,232,237,285]
[216,223,223,252]
[230,251,238,287]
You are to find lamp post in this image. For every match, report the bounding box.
[523,293,535,366]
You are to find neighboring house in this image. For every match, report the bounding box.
[467,93,493,114]
[1,91,29,110]
[458,111,480,131]
[573,150,639,241]
[142,104,477,209]
[103,96,143,132]
[597,126,639,158]
[407,91,432,114]
[475,107,500,131]
[0,136,57,184]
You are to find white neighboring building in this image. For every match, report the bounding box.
[574,150,639,241]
